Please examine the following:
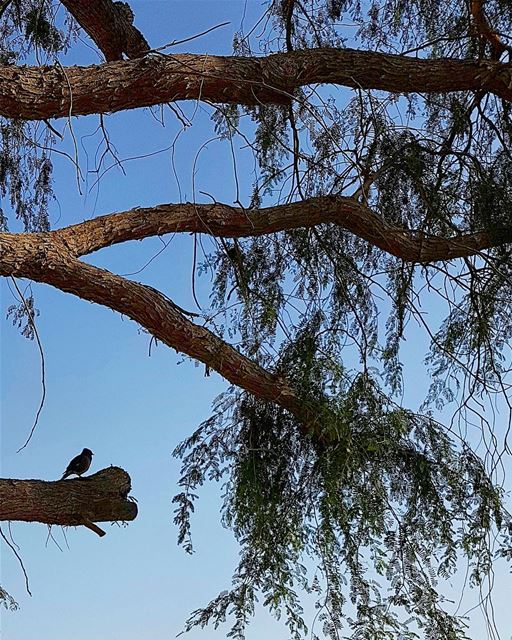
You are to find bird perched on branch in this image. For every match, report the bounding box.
[61,448,94,480]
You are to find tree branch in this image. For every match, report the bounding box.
[1,196,509,433]
[32,196,512,262]
[471,0,512,59]
[1,48,511,120]
[0,233,310,426]
[0,467,137,536]
[60,0,150,61]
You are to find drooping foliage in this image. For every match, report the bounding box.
[207,1,512,413]
[0,585,18,611]
[173,1,512,637]
[0,1,75,329]
[174,378,509,639]
[0,0,75,234]
[2,1,512,638]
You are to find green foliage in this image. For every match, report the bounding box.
[177,2,512,636]
[207,0,512,413]
[0,0,70,61]
[6,291,39,339]
[4,1,512,637]
[0,586,18,611]
[24,6,62,52]
[0,119,54,232]
[174,373,510,639]
[0,1,75,232]
[469,151,512,240]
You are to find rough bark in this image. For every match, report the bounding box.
[0,467,137,536]
[1,196,509,434]
[0,232,310,427]
[46,196,512,262]
[1,6,511,441]
[61,0,150,61]
[1,48,511,120]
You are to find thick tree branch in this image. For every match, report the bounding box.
[0,234,310,426]
[60,0,150,61]
[1,48,511,120]
[0,467,137,536]
[0,198,509,433]
[36,196,512,262]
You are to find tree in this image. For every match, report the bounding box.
[1,1,512,638]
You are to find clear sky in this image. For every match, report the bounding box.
[1,3,511,640]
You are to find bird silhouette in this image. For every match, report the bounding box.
[61,448,94,479]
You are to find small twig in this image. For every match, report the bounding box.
[56,59,83,193]
[287,104,304,200]
[7,521,19,551]
[168,103,191,128]
[119,234,174,277]
[0,525,31,596]
[97,114,127,176]
[61,526,70,550]
[148,335,158,356]
[0,0,13,20]
[191,234,202,311]
[152,22,230,52]
[43,119,63,140]
[142,284,200,317]
[80,517,106,538]
[283,0,295,52]
[45,525,64,552]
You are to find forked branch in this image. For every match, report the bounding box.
[1,195,510,434]
[61,0,150,61]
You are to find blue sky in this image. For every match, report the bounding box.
[1,2,511,639]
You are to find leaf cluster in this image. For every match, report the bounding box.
[174,369,510,638]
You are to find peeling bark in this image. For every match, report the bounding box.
[0,467,137,536]
[0,48,511,120]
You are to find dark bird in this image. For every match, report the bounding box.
[61,448,93,480]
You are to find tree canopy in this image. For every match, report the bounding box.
[1,1,512,638]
